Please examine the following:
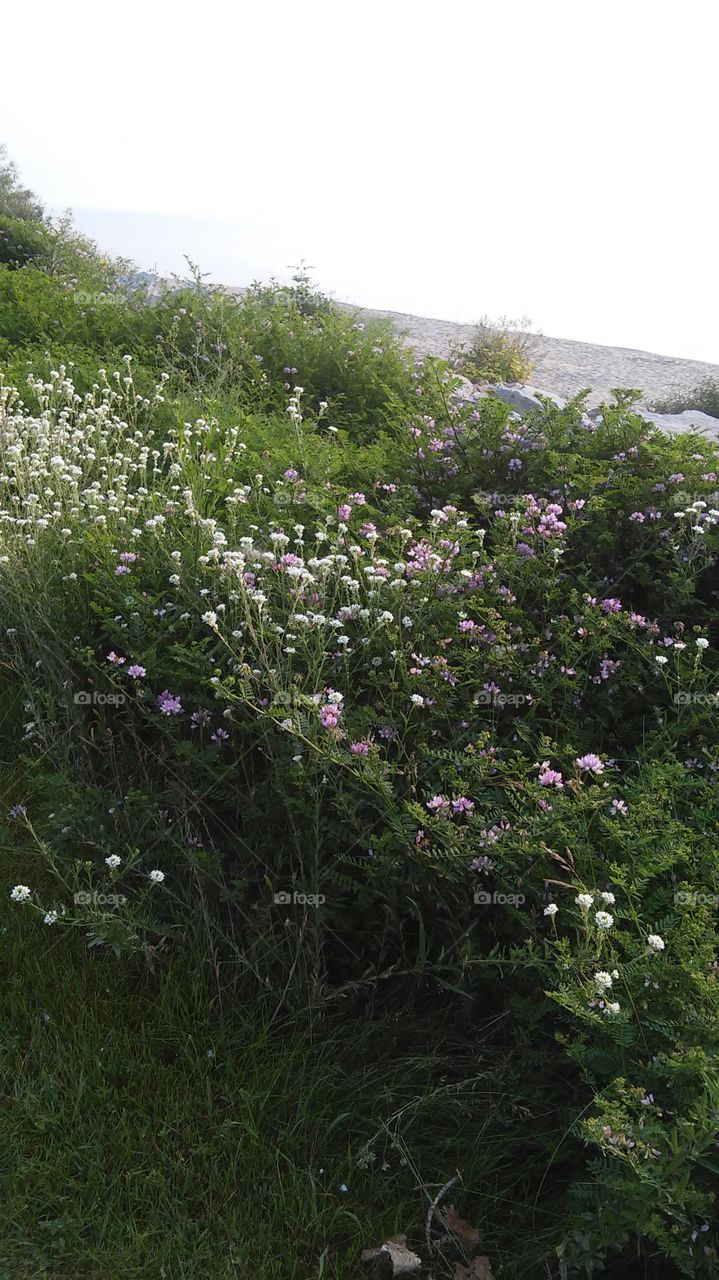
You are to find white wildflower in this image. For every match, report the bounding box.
[595,910,614,929]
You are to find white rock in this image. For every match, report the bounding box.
[450,374,484,403]
[492,382,567,412]
[638,408,719,438]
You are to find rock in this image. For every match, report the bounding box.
[638,408,719,438]
[450,374,484,404]
[491,382,567,412]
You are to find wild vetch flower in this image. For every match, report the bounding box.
[10,884,31,902]
[115,564,131,575]
[538,761,564,788]
[44,910,58,925]
[107,651,126,665]
[202,610,218,628]
[595,971,613,990]
[575,893,594,910]
[647,933,665,951]
[599,891,616,904]
[349,741,371,755]
[410,693,425,707]
[426,795,450,813]
[8,804,26,819]
[655,655,669,666]
[544,903,558,916]
[595,910,614,929]
[576,753,604,774]
[452,796,474,814]
[157,690,183,716]
[127,664,146,679]
[603,1002,621,1016]
[149,869,165,883]
[105,854,121,869]
[610,798,628,815]
[210,727,229,744]
[119,552,137,564]
[191,709,211,727]
[696,637,709,649]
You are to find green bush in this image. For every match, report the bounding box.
[452,314,539,384]
[0,144,46,222]
[0,215,51,269]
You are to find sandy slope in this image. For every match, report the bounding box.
[335,303,719,409]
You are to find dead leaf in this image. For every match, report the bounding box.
[362,1234,422,1277]
[454,1258,494,1280]
[444,1205,482,1251]
[541,843,576,876]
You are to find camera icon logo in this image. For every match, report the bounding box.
[274,890,292,905]
[74,690,92,705]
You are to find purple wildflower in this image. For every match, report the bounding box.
[452,796,474,814]
[576,753,604,774]
[157,690,183,716]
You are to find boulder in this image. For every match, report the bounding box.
[450,374,484,404]
[491,383,567,413]
[638,408,719,439]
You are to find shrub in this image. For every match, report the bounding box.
[1,357,719,1274]
[0,144,46,222]
[0,215,51,269]
[650,378,719,419]
[452,314,539,384]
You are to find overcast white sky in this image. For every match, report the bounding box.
[2,0,718,361]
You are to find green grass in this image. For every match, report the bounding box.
[1,908,578,1279]
[1,935,378,1278]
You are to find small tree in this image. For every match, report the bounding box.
[0,145,45,222]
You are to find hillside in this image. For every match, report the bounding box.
[331,300,719,410]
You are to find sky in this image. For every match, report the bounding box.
[2,0,718,362]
